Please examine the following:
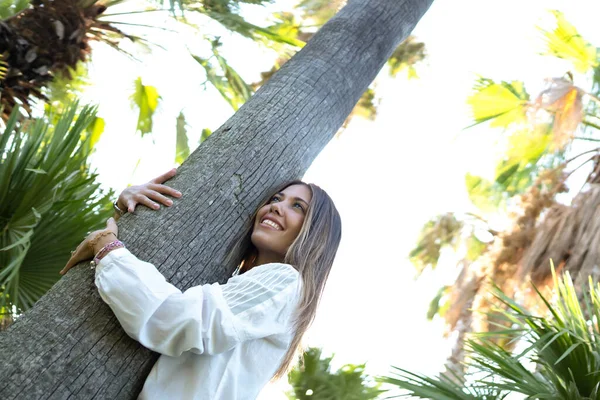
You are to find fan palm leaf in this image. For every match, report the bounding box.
[466,78,530,129]
[0,103,112,316]
[539,10,598,74]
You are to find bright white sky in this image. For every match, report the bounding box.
[80,0,600,397]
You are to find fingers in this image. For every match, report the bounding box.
[130,188,181,212]
[150,168,177,185]
[136,194,161,210]
[148,183,182,199]
[60,242,90,275]
[127,199,136,213]
[106,217,119,236]
[146,190,174,207]
[120,172,182,214]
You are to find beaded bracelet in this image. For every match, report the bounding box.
[91,240,125,267]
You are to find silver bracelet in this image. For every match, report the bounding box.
[113,200,126,216]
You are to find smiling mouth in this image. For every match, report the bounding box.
[261,218,282,230]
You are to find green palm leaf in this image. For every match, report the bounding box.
[130,77,161,136]
[192,39,253,110]
[467,78,530,129]
[0,104,112,314]
[175,111,190,164]
[202,9,305,48]
[288,347,384,400]
[382,267,600,399]
[379,366,505,399]
[0,0,30,19]
[540,10,598,74]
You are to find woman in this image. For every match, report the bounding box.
[61,168,342,400]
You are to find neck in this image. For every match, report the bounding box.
[243,251,283,273]
[240,252,284,274]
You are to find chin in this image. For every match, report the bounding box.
[250,230,269,249]
[250,231,286,259]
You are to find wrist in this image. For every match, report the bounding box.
[92,236,117,254]
[89,231,118,254]
[92,240,125,267]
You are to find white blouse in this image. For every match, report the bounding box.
[95,248,302,400]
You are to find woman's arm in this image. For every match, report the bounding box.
[95,249,300,357]
[113,168,182,221]
[61,169,182,274]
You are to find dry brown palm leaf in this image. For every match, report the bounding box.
[441,261,480,377]
[533,76,584,148]
[443,261,483,333]
[0,0,131,120]
[441,168,568,376]
[442,249,512,377]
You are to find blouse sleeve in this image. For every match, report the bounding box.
[94,248,300,357]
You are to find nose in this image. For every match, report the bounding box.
[270,201,283,216]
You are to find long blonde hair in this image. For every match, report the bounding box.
[224,180,342,379]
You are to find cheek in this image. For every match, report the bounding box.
[288,215,306,238]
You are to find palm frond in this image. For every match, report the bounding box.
[382,268,600,400]
[539,10,598,74]
[130,77,161,136]
[201,9,305,48]
[0,103,112,313]
[533,75,585,147]
[387,35,426,79]
[487,268,600,397]
[175,111,190,164]
[379,366,505,400]
[288,347,384,400]
[191,39,253,110]
[466,78,530,129]
[408,213,464,275]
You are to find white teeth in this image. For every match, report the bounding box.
[262,219,282,230]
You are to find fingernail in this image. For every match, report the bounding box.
[176,191,182,196]
[167,200,173,205]
[154,204,159,209]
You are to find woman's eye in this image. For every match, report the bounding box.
[294,203,305,211]
[270,196,280,203]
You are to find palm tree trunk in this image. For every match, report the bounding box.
[0,0,434,398]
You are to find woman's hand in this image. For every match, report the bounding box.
[116,168,182,214]
[60,218,119,275]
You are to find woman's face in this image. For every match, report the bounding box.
[251,184,312,263]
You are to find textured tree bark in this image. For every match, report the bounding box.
[0,0,434,398]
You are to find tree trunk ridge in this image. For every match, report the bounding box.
[0,0,433,398]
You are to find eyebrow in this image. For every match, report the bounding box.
[276,192,309,206]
